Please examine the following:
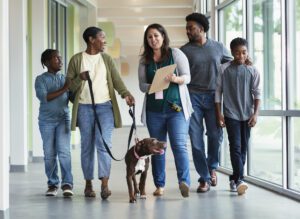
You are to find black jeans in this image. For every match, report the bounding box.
[225,117,251,183]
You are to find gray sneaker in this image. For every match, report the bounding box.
[62,184,73,197]
[229,180,237,192]
[45,186,58,196]
[236,181,248,195]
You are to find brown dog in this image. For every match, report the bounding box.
[125,138,165,203]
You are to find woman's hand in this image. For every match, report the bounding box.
[80,71,89,81]
[125,94,135,106]
[164,74,184,84]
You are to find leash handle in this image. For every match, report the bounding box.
[128,105,137,149]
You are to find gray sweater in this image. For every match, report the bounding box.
[181,38,232,92]
[138,48,194,125]
[215,62,261,121]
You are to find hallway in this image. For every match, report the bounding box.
[8,127,300,219]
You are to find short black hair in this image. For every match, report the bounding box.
[186,13,209,32]
[41,49,58,68]
[230,37,248,51]
[82,26,103,44]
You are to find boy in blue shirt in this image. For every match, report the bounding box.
[35,49,73,197]
[215,38,261,195]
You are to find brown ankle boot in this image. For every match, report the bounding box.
[100,178,111,200]
[84,180,96,197]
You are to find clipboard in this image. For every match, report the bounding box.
[148,64,177,94]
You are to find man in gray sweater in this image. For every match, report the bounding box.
[181,13,232,192]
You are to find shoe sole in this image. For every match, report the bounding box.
[45,193,57,197]
[63,189,74,197]
[237,184,248,195]
[179,182,189,198]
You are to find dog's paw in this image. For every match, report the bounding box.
[129,198,137,203]
[140,194,147,199]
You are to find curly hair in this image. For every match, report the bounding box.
[186,13,209,32]
[140,23,170,64]
[230,37,252,65]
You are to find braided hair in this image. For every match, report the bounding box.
[41,49,58,68]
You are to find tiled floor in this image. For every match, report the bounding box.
[6,127,300,219]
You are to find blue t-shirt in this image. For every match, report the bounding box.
[35,72,70,122]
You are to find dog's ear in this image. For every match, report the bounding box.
[137,140,144,146]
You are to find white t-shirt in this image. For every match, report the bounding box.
[79,52,111,104]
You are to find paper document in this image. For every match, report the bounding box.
[148,64,177,94]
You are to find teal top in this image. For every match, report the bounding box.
[146,51,180,112]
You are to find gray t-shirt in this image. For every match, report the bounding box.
[215,62,261,121]
[180,38,232,92]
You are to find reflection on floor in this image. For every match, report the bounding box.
[8,127,300,219]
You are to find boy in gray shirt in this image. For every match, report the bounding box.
[215,37,261,195]
[181,13,232,192]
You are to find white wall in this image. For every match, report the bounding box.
[0,0,10,212]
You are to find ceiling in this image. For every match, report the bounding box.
[97,0,194,57]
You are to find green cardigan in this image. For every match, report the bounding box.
[66,52,131,131]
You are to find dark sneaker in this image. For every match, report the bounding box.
[179,182,189,198]
[101,186,112,200]
[197,181,210,193]
[229,180,237,192]
[62,184,73,197]
[45,186,58,196]
[237,181,248,195]
[210,170,217,186]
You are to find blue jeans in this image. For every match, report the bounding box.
[77,102,114,180]
[189,92,223,183]
[225,117,251,183]
[146,109,190,188]
[38,120,73,188]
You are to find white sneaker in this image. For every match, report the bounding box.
[45,186,58,196]
[229,180,237,192]
[237,181,248,195]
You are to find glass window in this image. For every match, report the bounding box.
[48,0,67,74]
[249,117,283,185]
[288,0,300,109]
[289,118,300,192]
[206,0,211,12]
[218,0,243,49]
[251,0,282,110]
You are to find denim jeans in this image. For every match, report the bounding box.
[77,102,114,180]
[189,92,223,183]
[39,120,73,188]
[225,117,251,183]
[146,108,190,188]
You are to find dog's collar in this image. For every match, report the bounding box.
[133,145,143,160]
[134,144,148,160]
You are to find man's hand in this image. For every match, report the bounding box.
[217,114,226,128]
[80,71,89,81]
[125,94,135,106]
[248,114,258,127]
